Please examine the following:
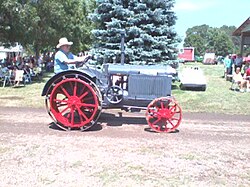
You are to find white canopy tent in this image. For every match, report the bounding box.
[0,44,23,60]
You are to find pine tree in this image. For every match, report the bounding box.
[90,0,179,64]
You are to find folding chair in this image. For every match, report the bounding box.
[31,67,43,81]
[230,79,240,91]
[0,68,4,86]
[23,69,32,84]
[14,70,25,87]
[2,69,14,87]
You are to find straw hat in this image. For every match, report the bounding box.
[56,37,73,48]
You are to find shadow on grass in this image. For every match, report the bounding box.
[180,87,206,92]
[39,72,54,83]
[171,84,180,90]
[12,84,26,88]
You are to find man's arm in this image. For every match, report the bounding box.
[64,55,91,64]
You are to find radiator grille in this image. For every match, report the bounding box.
[128,74,172,100]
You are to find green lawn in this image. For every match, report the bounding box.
[173,62,250,115]
[0,73,51,109]
[0,64,249,115]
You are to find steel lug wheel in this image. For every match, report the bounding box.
[45,74,102,131]
[146,97,182,133]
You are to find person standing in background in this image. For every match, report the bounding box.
[224,54,233,81]
[234,54,243,72]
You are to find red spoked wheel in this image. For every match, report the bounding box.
[146,97,182,133]
[45,74,102,131]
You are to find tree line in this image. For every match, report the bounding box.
[184,24,242,57]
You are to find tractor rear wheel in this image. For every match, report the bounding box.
[45,74,102,131]
[146,97,182,133]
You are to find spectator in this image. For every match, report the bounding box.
[46,60,54,72]
[44,52,51,70]
[243,57,250,72]
[233,67,247,92]
[16,55,24,69]
[231,54,236,68]
[234,54,243,72]
[28,56,35,69]
[12,66,20,87]
[223,54,233,80]
[243,66,250,92]
[5,56,13,69]
[37,55,43,67]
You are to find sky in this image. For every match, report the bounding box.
[174,0,250,45]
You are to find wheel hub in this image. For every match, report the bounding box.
[67,96,81,109]
[159,108,172,119]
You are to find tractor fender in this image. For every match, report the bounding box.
[41,69,96,96]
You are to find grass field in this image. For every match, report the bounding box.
[0,63,249,115]
[173,62,250,115]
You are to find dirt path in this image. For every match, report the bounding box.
[0,106,249,186]
[0,106,249,134]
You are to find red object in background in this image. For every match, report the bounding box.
[246,68,250,76]
[244,56,250,62]
[178,47,195,62]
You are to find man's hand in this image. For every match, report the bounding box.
[77,55,92,62]
[75,55,93,68]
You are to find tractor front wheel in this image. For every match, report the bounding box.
[146,97,182,133]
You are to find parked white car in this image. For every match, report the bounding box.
[179,66,207,91]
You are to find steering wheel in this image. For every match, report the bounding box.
[75,55,93,68]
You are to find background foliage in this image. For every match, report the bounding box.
[183,24,241,57]
[0,0,245,60]
[0,0,96,56]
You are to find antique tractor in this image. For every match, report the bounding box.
[41,58,182,133]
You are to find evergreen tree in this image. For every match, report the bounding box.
[90,0,179,64]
